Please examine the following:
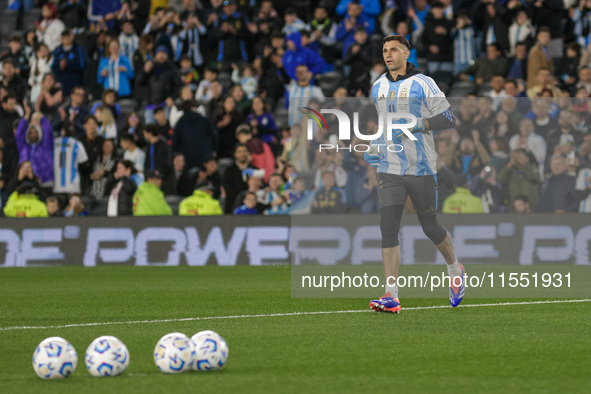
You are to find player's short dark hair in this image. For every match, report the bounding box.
[383,35,410,51]
[9,34,21,43]
[244,191,256,199]
[515,41,527,48]
[354,26,367,34]
[61,29,72,37]
[537,26,551,36]
[153,106,165,115]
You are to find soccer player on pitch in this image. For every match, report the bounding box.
[365,35,465,313]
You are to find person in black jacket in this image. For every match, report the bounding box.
[0,95,20,141]
[105,160,137,217]
[137,46,183,122]
[421,2,454,74]
[344,27,373,96]
[222,143,257,213]
[58,0,88,33]
[1,60,28,104]
[172,102,218,170]
[143,124,174,195]
[477,1,510,53]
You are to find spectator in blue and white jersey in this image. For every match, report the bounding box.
[119,20,139,63]
[285,64,325,126]
[508,10,533,57]
[53,127,89,195]
[282,8,306,36]
[97,39,135,98]
[421,2,454,74]
[452,12,476,76]
[180,12,207,68]
[572,0,591,49]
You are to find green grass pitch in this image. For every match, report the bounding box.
[0,266,589,393]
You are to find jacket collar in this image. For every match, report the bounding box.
[385,62,424,82]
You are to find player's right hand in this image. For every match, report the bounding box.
[363,151,380,168]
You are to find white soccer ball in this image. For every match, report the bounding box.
[85,336,130,377]
[191,330,229,371]
[153,333,195,373]
[32,337,78,379]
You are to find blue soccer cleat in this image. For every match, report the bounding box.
[449,263,466,307]
[369,292,401,313]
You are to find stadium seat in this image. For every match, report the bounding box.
[333,59,344,74]
[430,71,453,86]
[369,34,383,59]
[21,8,41,30]
[318,71,343,96]
[274,107,288,129]
[165,195,183,215]
[477,82,492,97]
[0,11,18,40]
[449,81,476,97]
[118,99,137,116]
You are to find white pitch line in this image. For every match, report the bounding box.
[1,299,590,332]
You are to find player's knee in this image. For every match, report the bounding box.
[380,205,403,248]
[418,214,447,245]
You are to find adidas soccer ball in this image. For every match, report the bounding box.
[153,333,195,373]
[32,337,78,379]
[191,330,229,371]
[85,336,130,377]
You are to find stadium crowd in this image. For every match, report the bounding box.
[1,0,591,217]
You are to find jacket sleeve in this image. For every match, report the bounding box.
[522,162,541,184]
[97,58,107,85]
[122,56,135,79]
[67,46,86,72]
[16,118,28,148]
[40,117,54,152]
[475,142,491,166]
[496,166,510,185]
